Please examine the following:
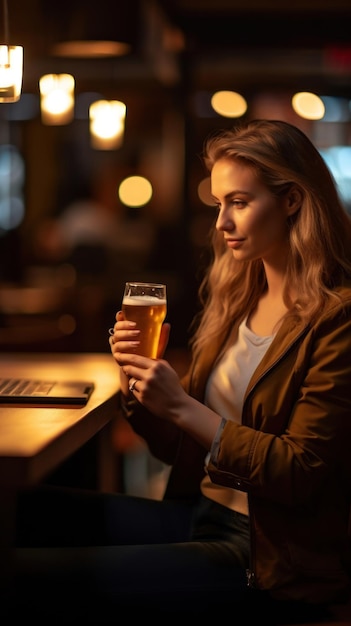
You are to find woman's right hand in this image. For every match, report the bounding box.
[109,311,171,396]
[109,310,139,396]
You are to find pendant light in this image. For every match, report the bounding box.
[0,0,23,103]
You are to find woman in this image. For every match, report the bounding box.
[14,120,351,623]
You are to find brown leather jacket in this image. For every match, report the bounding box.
[124,283,351,605]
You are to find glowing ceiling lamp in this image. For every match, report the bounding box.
[118,176,153,207]
[211,90,247,118]
[89,100,126,150]
[51,1,134,59]
[292,92,325,120]
[39,74,75,125]
[0,0,23,103]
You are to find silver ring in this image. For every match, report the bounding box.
[108,328,114,336]
[129,378,137,392]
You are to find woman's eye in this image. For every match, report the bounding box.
[213,199,246,211]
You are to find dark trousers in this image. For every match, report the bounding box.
[12,486,250,622]
[11,486,331,624]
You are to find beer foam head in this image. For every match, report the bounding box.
[123,295,166,306]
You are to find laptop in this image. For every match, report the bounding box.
[0,378,95,406]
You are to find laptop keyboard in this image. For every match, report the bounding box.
[0,379,54,396]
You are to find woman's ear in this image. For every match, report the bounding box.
[286,186,303,217]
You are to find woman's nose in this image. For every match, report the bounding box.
[216,208,233,232]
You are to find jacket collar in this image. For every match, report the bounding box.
[188,314,309,401]
[187,280,351,401]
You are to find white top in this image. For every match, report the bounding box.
[201,317,274,515]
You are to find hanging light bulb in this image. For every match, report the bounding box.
[89,100,126,149]
[0,0,23,103]
[39,74,75,125]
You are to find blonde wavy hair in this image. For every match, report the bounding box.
[190,119,351,360]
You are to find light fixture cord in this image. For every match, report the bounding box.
[2,0,9,44]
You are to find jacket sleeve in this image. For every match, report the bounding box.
[207,302,351,508]
[118,391,183,466]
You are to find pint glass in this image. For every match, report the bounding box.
[122,282,167,358]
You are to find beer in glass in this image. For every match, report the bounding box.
[122,282,167,358]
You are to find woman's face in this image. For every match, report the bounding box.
[211,158,291,266]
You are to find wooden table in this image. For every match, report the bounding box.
[0,352,120,592]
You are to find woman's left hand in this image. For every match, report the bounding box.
[116,351,189,422]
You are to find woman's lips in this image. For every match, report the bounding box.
[225,238,244,249]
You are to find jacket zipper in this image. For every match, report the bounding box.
[243,325,310,589]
